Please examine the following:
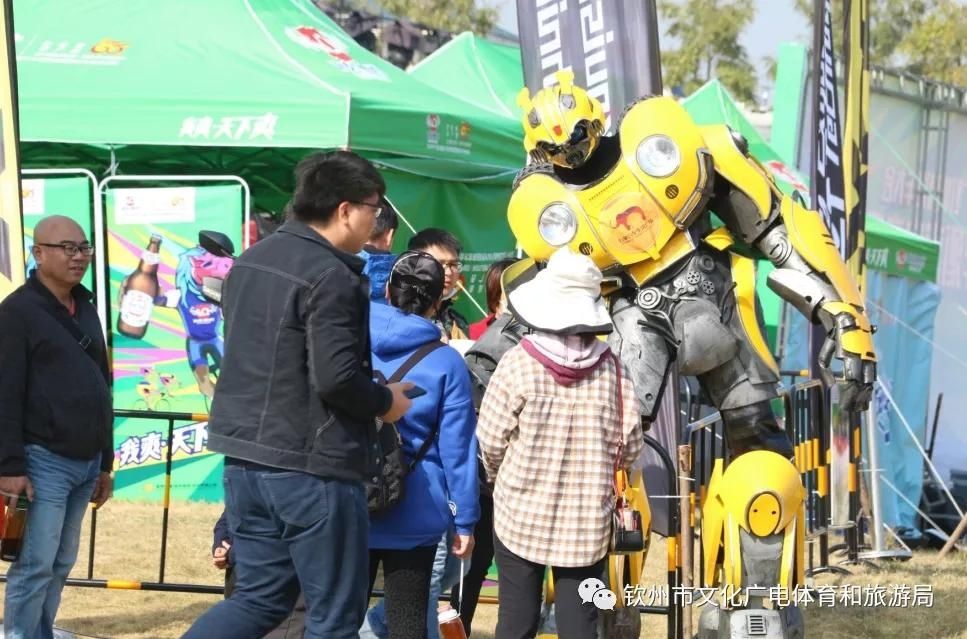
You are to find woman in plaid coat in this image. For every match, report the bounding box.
[477,248,644,639]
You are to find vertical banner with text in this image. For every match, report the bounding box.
[812,0,847,256]
[812,0,854,530]
[843,0,870,292]
[0,0,23,299]
[106,184,243,502]
[515,0,662,124]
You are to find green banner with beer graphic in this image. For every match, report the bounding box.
[105,184,242,502]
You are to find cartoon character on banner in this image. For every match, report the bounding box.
[171,246,231,401]
[117,236,231,404]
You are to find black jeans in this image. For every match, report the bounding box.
[493,535,606,639]
[450,492,494,636]
[368,545,438,639]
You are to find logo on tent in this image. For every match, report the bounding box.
[285,25,387,81]
[426,114,440,144]
[895,249,926,274]
[424,115,472,155]
[90,38,127,55]
[17,37,127,66]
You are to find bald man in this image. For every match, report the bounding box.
[0,215,114,639]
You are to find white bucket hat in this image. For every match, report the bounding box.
[507,248,612,335]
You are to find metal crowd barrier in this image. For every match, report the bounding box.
[640,433,683,639]
[0,409,224,595]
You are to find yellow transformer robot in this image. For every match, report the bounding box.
[510,70,876,639]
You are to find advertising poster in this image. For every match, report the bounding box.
[21,177,95,290]
[0,0,23,299]
[106,184,242,502]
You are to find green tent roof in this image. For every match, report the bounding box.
[409,32,524,119]
[13,0,522,177]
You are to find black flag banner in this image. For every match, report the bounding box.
[812,0,848,258]
[843,0,870,291]
[515,0,662,123]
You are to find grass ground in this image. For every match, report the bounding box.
[0,501,964,638]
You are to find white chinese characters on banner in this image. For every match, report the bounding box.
[115,422,209,468]
[178,113,278,142]
[114,186,197,225]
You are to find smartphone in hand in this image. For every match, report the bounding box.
[404,385,427,400]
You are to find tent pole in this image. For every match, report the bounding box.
[858,408,911,560]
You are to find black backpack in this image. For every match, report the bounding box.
[463,314,529,496]
[464,313,529,411]
[367,341,444,515]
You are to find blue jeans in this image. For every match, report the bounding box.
[361,529,466,639]
[183,465,369,639]
[4,444,100,639]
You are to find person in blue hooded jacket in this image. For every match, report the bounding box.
[366,250,479,639]
[358,196,399,303]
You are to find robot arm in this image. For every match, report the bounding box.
[701,124,876,411]
[759,209,876,411]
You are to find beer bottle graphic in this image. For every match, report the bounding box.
[117,234,162,339]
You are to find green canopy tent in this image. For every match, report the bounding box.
[409,32,524,119]
[14,0,525,316]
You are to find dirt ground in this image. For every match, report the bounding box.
[0,501,964,638]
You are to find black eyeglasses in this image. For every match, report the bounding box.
[349,201,383,218]
[35,242,95,257]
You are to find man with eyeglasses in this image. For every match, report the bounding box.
[183,150,413,639]
[0,215,114,639]
[407,228,470,341]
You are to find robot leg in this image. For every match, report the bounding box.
[607,295,674,422]
[690,250,793,459]
[676,253,805,638]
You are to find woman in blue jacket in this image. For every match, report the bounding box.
[367,250,479,639]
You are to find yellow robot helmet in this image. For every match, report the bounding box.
[517,69,606,167]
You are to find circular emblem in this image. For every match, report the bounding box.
[636,287,662,310]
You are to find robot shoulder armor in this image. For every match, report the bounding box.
[512,162,557,191]
[615,94,660,129]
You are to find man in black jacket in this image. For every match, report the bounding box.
[184,151,413,639]
[0,215,114,639]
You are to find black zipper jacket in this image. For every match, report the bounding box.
[0,274,114,475]
[206,220,392,482]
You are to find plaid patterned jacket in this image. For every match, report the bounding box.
[477,344,644,567]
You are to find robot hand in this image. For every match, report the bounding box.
[817,311,877,413]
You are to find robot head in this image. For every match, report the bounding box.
[517,70,605,168]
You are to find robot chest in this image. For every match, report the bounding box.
[509,163,699,285]
[575,168,681,262]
